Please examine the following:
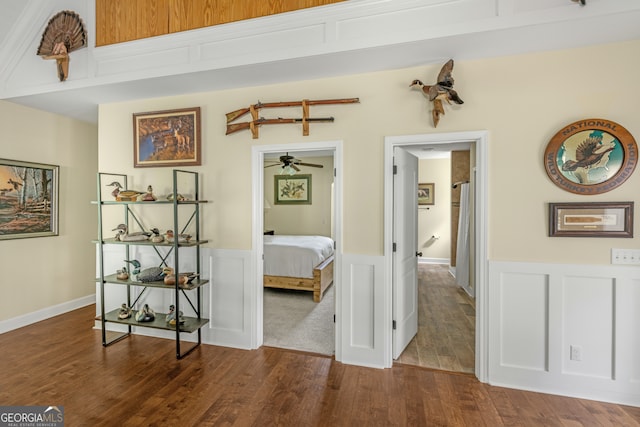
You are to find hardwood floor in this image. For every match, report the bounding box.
[397,263,475,373]
[1,305,639,426]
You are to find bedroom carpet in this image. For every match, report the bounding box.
[263,283,335,356]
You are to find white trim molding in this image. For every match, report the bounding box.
[1,294,95,334]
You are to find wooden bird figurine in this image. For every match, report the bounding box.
[165,230,192,243]
[410,59,464,127]
[36,10,87,81]
[112,224,151,242]
[106,182,145,201]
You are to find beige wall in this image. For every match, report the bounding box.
[98,39,640,264]
[264,155,333,236]
[418,158,451,260]
[0,101,98,321]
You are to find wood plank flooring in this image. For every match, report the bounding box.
[1,305,639,425]
[397,263,475,373]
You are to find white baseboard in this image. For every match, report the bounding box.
[0,294,95,334]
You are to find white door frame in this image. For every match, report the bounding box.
[251,140,343,360]
[383,131,489,382]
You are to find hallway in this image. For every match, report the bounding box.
[397,263,475,373]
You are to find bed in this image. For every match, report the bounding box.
[263,235,334,302]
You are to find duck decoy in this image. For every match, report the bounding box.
[118,303,132,319]
[134,304,155,322]
[166,192,186,202]
[116,267,129,280]
[165,230,192,243]
[112,224,151,241]
[106,181,145,201]
[166,304,185,326]
[142,185,157,202]
[136,266,165,283]
[150,227,164,243]
[410,59,464,127]
[124,259,141,275]
[162,267,199,287]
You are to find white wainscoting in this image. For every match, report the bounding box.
[489,261,640,406]
[339,253,387,368]
[201,248,253,349]
[94,246,254,348]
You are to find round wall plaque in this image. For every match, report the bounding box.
[544,118,638,194]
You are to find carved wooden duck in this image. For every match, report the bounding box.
[410,59,463,127]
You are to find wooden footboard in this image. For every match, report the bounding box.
[264,254,334,302]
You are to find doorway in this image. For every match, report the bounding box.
[251,141,343,360]
[383,131,488,381]
[399,145,475,373]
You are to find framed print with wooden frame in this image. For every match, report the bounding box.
[133,107,201,167]
[549,201,633,237]
[544,118,637,194]
[274,174,311,205]
[0,158,59,240]
[418,183,434,205]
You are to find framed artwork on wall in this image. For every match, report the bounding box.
[544,118,637,194]
[0,159,59,240]
[549,201,633,237]
[418,183,434,205]
[133,107,201,167]
[274,174,311,205]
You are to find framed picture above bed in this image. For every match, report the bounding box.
[274,174,311,205]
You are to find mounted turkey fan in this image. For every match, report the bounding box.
[37,10,87,81]
[265,153,323,175]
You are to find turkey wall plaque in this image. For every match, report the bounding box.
[544,118,637,194]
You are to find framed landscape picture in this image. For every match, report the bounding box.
[0,159,59,240]
[133,107,201,167]
[274,174,311,205]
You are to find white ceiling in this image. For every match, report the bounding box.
[2,1,640,124]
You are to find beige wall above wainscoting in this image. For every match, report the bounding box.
[98,39,640,263]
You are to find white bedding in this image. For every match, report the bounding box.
[263,235,334,279]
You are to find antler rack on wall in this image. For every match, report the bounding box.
[225,97,359,139]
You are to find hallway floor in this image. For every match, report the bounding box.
[396,263,476,373]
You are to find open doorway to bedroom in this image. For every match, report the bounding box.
[254,142,340,357]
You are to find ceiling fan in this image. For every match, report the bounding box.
[265,153,323,175]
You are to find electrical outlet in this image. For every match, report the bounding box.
[611,248,640,265]
[570,345,582,361]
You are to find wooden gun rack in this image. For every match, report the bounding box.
[226,97,359,139]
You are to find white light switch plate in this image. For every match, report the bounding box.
[611,248,640,265]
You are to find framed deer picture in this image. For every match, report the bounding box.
[133,107,202,167]
[0,159,59,240]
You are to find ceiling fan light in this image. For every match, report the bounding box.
[280,165,296,175]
